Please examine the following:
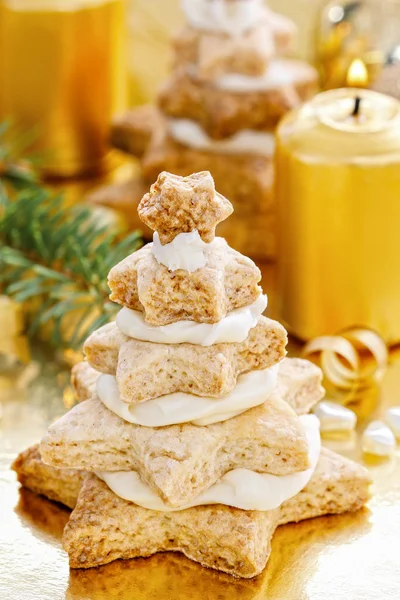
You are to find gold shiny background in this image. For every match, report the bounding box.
[1,267,400,600]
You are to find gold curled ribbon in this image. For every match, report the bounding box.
[302,327,389,391]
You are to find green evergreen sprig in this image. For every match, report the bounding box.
[0,188,141,349]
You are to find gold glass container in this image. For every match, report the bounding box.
[276,88,400,344]
[0,0,126,177]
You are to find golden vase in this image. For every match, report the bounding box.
[0,0,126,177]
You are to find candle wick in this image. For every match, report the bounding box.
[352,96,362,117]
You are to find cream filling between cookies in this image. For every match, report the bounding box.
[97,414,321,512]
[116,293,268,346]
[208,59,312,93]
[152,230,218,272]
[97,365,279,427]
[182,0,264,36]
[167,118,276,156]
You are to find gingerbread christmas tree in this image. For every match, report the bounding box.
[11,171,369,578]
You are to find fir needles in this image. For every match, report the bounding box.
[0,189,141,349]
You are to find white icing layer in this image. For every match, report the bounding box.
[97,365,279,428]
[313,401,357,433]
[212,59,313,93]
[168,118,275,156]
[116,293,268,347]
[97,414,321,512]
[182,0,264,36]
[152,230,217,272]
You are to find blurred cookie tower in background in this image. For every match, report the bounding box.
[127,0,327,105]
[107,0,318,259]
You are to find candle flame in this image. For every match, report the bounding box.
[347,59,368,88]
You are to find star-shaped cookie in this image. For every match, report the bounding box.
[138,171,233,244]
[71,356,324,414]
[158,64,318,139]
[13,447,370,577]
[40,393,310,507]
[83,317,287,403]
[173,22,274,80]
[108,238,262,326]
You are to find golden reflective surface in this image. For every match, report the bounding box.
[1,341,400,599]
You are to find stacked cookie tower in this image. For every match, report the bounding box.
[109,0,318,258]
[35,172,370,578]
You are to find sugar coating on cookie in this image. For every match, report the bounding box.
[138,171,233,244]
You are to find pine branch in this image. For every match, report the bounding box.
[0,187,142,349]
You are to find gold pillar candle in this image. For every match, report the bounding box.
[0,0,125,177]
[276,88,400,344]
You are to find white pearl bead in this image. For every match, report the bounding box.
[385,407,400,438]
[362,421,396,457]
[312,401,357,433]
